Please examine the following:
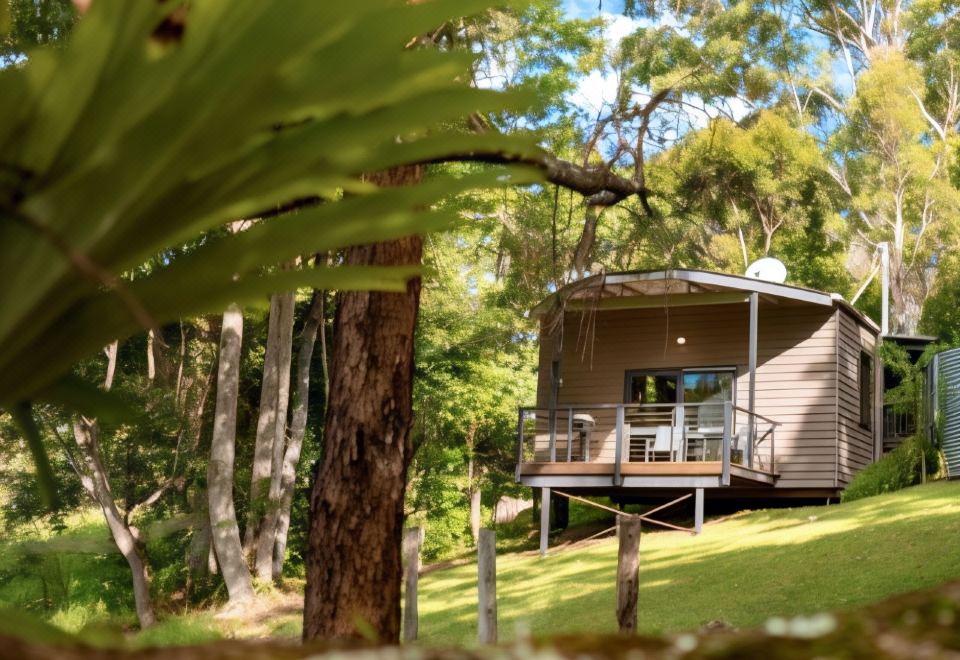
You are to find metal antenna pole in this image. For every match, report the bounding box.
[879,242,889,335]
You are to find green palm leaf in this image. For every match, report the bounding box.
[0,0,540,504]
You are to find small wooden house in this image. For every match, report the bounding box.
[516,269,882,548]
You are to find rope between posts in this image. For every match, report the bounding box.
[553,490,695,534]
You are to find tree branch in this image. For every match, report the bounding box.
[436,146,649,209]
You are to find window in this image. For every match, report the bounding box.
[682,371,735,405]
[859,351,873,429]
[626,372,679,404]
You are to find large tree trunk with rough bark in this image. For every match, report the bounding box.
[272,289,326,580]
[208,304,256,605]
[73,417,156,628]
[255,290,296,580]
[303,166,422,642]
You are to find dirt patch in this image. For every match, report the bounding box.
[211,589,303,640]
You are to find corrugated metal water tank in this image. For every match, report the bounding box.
[934,348,960,478]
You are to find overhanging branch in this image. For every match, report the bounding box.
[432,147,649,210]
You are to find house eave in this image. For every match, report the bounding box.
[529,269,838,318]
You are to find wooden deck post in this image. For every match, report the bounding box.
[402,526,423,642]
[539,487,551,557]
[616,515,642,634]
[722,401,732,486]
[694,488,704,535]
[747,291,758,467]
[614,405,625,486]
[477,528,497,644]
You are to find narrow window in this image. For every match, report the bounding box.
[859,351,873,429]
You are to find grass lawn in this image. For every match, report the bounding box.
[416,480,960,646]
[3,481,959,648]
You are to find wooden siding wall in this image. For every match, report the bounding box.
[538,302,846,489]
[835,308,880,485]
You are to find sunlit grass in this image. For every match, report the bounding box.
[4,481,959,647]
[416,480,960,645]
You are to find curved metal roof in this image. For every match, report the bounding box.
[530,268,880,333]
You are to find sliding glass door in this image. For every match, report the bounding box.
[624,369,734,406]
[624,368,736,462]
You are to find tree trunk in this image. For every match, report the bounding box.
[186,489,211,585]
[889,247,922,335]
[272,289,326,580]
[245,295,283,558]
[68,340,155,629]
[470,488,482,544]
[571,206,600,276]
[72,418,156,628]
[208,304,256,604]
[146,329,156,384]
[255,290,296,580]
[303,165,422,642]
[467,426,480,544]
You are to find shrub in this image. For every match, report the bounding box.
[842,435,941,502]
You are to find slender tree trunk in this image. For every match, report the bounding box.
[245,295,283,558]
[255,291,296,580]
[470,487,482,545]
[303,166,422,642]
[889,245,922,335]
[104,341,118,390]
[175,321,187,406]
[146,329,156,384]
[185,489,211,594]
[467,423,480,544]
[272,289,325,580]
[73,418,156,628]
[69,340,155,628]
[208,304,256,604]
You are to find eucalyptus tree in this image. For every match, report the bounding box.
[208,303,255,605]
[272,289,327,581]
[244,288,295,580]
[792,0,960,332]
[539,0,807,273]
[651,109,850,291]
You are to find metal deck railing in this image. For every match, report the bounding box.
[516,401,779,486]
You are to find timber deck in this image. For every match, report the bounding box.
[518,460,776,489]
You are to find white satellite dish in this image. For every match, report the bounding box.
[745,257,787,283]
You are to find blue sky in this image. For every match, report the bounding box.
[559,0,853,127]
[564,0,627,19]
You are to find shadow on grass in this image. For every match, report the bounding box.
[417,481,960,646]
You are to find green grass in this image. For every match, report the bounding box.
[4,482,960,648]
[0,510,135,627]
[129,616,223,649]
[416,480,960,645]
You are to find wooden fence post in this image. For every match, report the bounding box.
[403,526,423,642]
[478,528,497,643]
[616,515,641,634]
